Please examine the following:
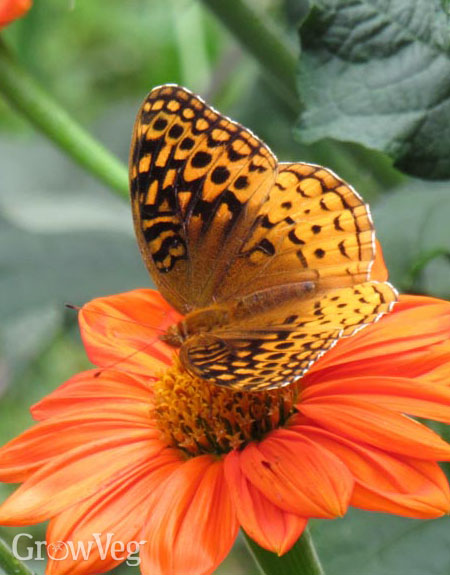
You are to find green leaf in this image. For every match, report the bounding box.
[372,181,450,297]
[295,0,450,179]
[0,215,149,323]
[0,137,149,366]
[311,509,450,575]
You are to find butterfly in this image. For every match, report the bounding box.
[129,84,397,392]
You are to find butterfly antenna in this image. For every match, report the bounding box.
[93,333,176,377]
[69,304,179,376]
[68,304,170,334]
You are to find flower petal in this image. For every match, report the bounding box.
[237,429,353,518]
[0,432,161,525]
[0,403,161,482]
[31,369,152,421]
[45,450,182,575]
[296,425,450,518]
[224,450,307,554]
[299,396,450,460]
[141,455,239,575]
[79,289,181,376]
[0,0,32,27]
[302,376,450,423]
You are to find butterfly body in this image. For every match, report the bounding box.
[161,305,233,347]
[129,84,398,391]
[162,280,317,345]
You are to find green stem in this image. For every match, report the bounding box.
[201,0,299,112]
[0,37,128,197]
[0,538,33,575]
[244,528,325,575]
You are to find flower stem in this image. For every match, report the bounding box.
[0,37,129,197]
[200,0,299,112]
[244,528,325,575]
[0,538,33,575]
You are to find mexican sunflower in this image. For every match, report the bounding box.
[0,0,32,27]
[1,254,450,575]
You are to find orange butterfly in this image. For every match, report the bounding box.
[129,85,397,391]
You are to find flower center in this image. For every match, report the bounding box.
[152,358,299,455]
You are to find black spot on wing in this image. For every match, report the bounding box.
[192,151,212,168]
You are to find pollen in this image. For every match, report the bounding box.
[152,357,299,455]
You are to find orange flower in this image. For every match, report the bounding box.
[0,0,32,27]
[1,287,450,575]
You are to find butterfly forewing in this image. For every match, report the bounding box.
[218,162,375,301]
[130,84,276,313]
[130,85,398,391]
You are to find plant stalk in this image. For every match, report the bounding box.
[0,538,33,575]
[244,527,325,575]
[0,37,128,197]
[201,0,299,112]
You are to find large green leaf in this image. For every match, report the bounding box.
[373,181,450,297]
[295,0,450,179]
[0,215,149,320]
[312,509,450,575]
[0,137,149,370]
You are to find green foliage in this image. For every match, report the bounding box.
[373,181,450,297]
[2,0,224,123]
[296,0,450,179]
[0,137,148,375]
[312,509,450,575]
[246,529,324,575]
[231,502,450,575]
[0,206,148,320]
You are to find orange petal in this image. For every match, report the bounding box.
[32,369,152,421]
[45,450,182,575]
[305,344,450,387]
[0,432,161,525]
[370,239,389,282]
[0,0,32,27]
[141,455,239,575]
[224,450,307,554]
[393,295,443,312]
[297,425,450,518]
[299,396,450,460]
[0,403,161,482]
[79,289,182,377]
[237,429,353,519]
[302,376,450,423]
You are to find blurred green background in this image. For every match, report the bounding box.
[0,1,449,574]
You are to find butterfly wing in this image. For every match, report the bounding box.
[130,84,398,391]
[130,86,377,307]
[181,281,397,391]
[129,84,277,314]
[176,161,398,390]
[217,162,376,301]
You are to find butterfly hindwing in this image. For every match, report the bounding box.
[181,281,397,391]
